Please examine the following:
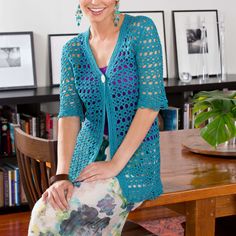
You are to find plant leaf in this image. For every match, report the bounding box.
[200,114,236,147]
[194,110,219,128]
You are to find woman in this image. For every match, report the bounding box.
[28,0,168,235]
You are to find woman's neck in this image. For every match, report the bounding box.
[89,14,124,41]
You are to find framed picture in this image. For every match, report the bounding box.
[121,11,168,80]
[173,10,221,78]
[49,34,78,86]
[0,32,37,91]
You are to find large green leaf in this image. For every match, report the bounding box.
[193,102,210,114]
[200,114,236,147]
[194,110,219,128]
[193,90,236,148]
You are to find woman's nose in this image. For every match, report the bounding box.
[91,0,99,4]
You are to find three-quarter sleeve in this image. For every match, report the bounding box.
[135,17,168,111]
[57,44,85,122]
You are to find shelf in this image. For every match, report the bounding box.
[164,74,236,93]
[0,204,30,215]
[0,156,17,165]
[0,86,59,105]
[0,75,235,105]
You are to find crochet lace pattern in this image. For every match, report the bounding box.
[58,14,168,203]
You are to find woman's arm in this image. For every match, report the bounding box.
[111,108,158,171]
[56,117,81,175]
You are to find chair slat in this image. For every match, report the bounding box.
[31,159,43,197]
[14,125,57,210]
[40,162,49,193]
[24,156,38,204]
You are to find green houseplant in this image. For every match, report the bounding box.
[192,90,236,148]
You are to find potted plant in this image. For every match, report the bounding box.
[192,90,236,148]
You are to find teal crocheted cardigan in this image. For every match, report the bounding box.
[58,14,168,203]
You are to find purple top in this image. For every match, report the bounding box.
[100,66,108,136]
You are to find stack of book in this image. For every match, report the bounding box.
[0,105,58,158]
[0,161,27,207]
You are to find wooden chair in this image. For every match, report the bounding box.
[14,125,57,210]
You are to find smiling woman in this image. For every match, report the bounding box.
[27,0,168,235]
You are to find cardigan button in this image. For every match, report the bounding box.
[101,74,106,83]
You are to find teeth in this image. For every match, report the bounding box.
[90,8,104,12]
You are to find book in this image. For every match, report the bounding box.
[20,113,32,134]
[183,102,194,129]
[160,107,180,131]
[0,165,10,206]
[5,162,20,206]
[0,169,3,207]
[9,123,16,155]
[0,118,12,157]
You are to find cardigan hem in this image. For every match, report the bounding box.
[116,174,164,204]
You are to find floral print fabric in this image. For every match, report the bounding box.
[28,136,143,235]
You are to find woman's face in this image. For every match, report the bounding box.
[79,0,117,24]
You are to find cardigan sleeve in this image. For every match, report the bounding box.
[135,16,168,111]
[57,44,85,122]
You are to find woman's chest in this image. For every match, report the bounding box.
[72,36,139,102]
[89,37,118,68]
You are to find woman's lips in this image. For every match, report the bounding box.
[88,7,106,16]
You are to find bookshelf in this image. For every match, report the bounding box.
[0,74,236,214]
[0,87,60,214]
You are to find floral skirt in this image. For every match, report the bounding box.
[28,135,143,236]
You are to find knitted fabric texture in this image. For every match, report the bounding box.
[58,14,168,203]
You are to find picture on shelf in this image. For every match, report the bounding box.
[48,34,78,86]
[0,32,37,91]
[0,47,21,68]
[187,28,209,54]
[121,11,168,79]
[173,10,221,79]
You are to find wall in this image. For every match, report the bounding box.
[0,0,235,88]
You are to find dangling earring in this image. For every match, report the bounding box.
[75,4,83,27]
[114,0,120,27]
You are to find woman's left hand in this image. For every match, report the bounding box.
[75,160,122,183]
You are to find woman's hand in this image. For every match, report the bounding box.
[42,180,74,211]
[75,160,122,183]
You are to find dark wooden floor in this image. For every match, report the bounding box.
[0,211,236,236]
[0,212,30,236]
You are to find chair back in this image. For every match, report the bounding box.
[14,125,57,209]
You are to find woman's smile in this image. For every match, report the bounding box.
[88,7,106,16]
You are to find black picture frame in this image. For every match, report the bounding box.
[48,33,78,87]
[121,11,169,80]
[0,31,37,91]
[172,9,221,79]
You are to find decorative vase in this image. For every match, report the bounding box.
[197,17,209,82]
[218,13,228,82]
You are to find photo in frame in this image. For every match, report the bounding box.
[173,10,221,79]
[0,32,37,91]
[121,11,168,80]
[49,34,78,86]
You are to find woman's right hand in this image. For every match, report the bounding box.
[42,180,74,211]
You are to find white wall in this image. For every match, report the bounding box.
[0,0,235,87]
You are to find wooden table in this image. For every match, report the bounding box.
[128,129,236,236]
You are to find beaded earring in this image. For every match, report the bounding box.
[75,4,83,27]
[114,0,120,27]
